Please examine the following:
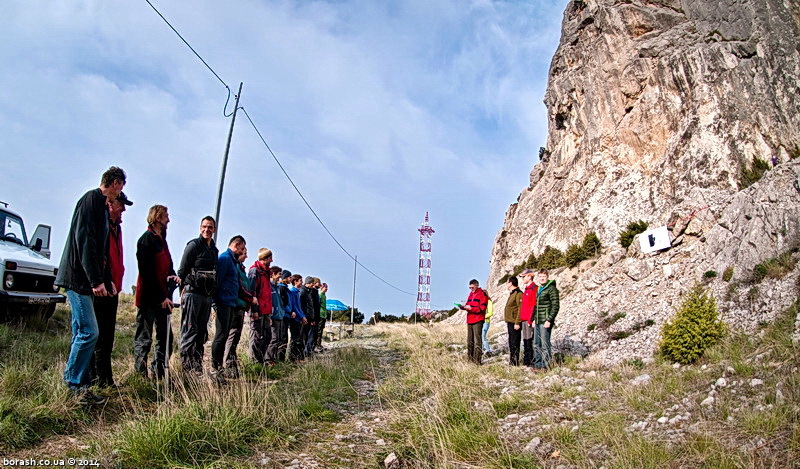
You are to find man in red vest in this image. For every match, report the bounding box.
[459,279,488,364]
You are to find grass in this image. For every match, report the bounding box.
[3,293,800,467]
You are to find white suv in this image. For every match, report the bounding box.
[0,202,65,321]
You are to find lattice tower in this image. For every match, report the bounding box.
[415,212,435,317]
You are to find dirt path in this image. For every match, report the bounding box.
[264,337,404,469]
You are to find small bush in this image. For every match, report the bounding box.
[722,266,734,282]
[564,243,588,268]
[659,285,725,364]
[703,270,718,279]
[538,245,565,269]
[739,156,770,189]
[610,330,632,341]
[619,220,648,249]
[587,323,597,331]
[581,232,603,257]
[753,250,798,282]
[497,273,512,286]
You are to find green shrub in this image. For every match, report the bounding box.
[703,270,718,279]
[659,285,725,364]
[523,251,538,269]
[619,220,648,249]
[610,330,632,341]
[587,323,597,331]
[564,243,588,268]
[753,250,798,282]
[538,245,565,269]
[722,266,734,282]
[739,156,770,189]
[581,232,603,257]
[497,273,512,286]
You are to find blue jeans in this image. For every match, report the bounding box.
[482,322,492,354]
[533,323,552,369]
[64,290,99,389]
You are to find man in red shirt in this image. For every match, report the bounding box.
[460,279,488,364]
[90,191,131,389]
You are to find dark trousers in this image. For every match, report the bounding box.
[180,292,212,372]
[211,304,234,370]
[506,322,521,366]
[266,318,286,363]
[521,321,534,367]
[466,321,484,364]
[304,323,317,357]
[224,308,246,370]
[134,304,174,378]
[249,314,271,364]
[288,320,304,362]
[90,295,118,387]
[316,318,327,348]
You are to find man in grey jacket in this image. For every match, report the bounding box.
[56,166,126,404]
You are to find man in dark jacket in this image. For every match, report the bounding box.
[504,276,522,366]
[134,205,179,379]
[210,235,246,384]
[56,166,126,404]
[533,269,560,371]
[299,276,317,358]
[177,216,218,374]
[89,190,132,388]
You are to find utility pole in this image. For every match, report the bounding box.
[351,255,357,324]
[213,82,243,242]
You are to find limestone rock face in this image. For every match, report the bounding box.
[481,0,800,364]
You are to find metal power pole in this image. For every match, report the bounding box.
[351,255,357,324]
[213,82,243,242]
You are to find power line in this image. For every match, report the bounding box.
[241,107,416,296]
[143,0,235,116]
[143,0,415,297]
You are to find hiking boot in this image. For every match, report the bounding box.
[70,388,107,405]
[208,369,227,386]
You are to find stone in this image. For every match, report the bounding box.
[631,374,651,385]
[715,377,728,387]
[701,396,715,407]
[384,452,400,469]
[657,416,669,424]
[524,437,542,453]
[376,439,386,446]
[750,378,764,387]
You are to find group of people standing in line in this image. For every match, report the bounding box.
[459,268,560,371]
[56,167,331,404]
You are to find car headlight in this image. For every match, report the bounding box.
[4,273,14,290]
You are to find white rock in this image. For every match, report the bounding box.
[376,439,386,446]
[673,363,681,369]
[657,416,669,424]
[701,396,715,406]
[524,437,542,453]
[384,452,400,469]
[631,374,651,385]
[715,377,728,387]
[726,366,736,374]
[750,378,764,387]
[776,388,786,404]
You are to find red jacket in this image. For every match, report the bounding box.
[248,261,272,316]
[108,222,124,293]
[520,282,537,323]
[465,288,488,325]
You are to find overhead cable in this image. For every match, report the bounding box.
[143,0,415,297]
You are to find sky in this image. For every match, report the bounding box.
[0,0,566,319]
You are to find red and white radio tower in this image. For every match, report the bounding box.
[416,212,435,317]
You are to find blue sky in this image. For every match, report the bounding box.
[0,0,566,319]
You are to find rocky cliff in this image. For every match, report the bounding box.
[474,0,800,364]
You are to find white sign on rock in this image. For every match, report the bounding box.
[639,226,671,254]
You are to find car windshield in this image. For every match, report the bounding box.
[0,210,28,246]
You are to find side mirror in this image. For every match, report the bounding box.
[33,238,43,252]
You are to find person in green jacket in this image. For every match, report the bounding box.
[504,276,522,366]
[533,269,559,371]
[315,281,328,352]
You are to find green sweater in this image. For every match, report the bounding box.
[504,288,522,325]
[319,292,327,319]
[534,280,560,325]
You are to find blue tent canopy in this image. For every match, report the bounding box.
[326,299,349,311]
